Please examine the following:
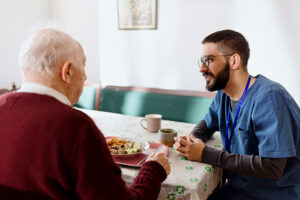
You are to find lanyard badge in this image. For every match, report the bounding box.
[225,75,251,151]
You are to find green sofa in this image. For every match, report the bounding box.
[74,85,215,124]
[77,86,215,124]
[75,85,215,124]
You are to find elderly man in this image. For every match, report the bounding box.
[174,30,300,199]
[0,28,170,199]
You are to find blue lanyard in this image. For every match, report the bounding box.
[225,75,251,151]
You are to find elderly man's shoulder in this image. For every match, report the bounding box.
[53,104,94,125]
[46,104,100,139]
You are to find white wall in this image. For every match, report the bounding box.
[50,0,100,84]
[0,0,299,105]
[0,0,100,89]
[98,0,300,104]
[0,0,50,89]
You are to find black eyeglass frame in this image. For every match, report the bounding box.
[198,54,234,68]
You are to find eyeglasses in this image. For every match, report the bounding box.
[198,54,234,68]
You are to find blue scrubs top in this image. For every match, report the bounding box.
[205,75,300,200]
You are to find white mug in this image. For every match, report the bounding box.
[140,114,162,133]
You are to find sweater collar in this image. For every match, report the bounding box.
[18,82,71,106]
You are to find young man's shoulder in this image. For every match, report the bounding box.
[254,74,297,105]
[3,92,94,126]
[255,74,282,89]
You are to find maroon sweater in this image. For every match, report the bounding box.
[0,92,166,200]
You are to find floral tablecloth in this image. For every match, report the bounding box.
[77,108,223,200]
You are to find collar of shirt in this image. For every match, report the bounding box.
[18,82,71,106]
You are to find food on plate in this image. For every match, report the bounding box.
[106,137,142,155]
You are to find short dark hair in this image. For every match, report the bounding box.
[202,30,250,67]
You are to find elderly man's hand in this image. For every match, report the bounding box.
[173,134,206,162]
[146,152,171,175]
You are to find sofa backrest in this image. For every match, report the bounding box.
[100,86,215,124]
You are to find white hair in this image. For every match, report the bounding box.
[18,27,82,75]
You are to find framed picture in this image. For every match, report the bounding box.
[118,0,157,30]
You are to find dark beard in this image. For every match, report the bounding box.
[205,62,230,91]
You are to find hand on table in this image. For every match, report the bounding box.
[173,134,206,162]
[146,152,171,175]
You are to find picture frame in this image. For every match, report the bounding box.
[118,0,157,30]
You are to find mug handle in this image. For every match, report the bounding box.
[140,118,147,130]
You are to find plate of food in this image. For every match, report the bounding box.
[106,137,150,158]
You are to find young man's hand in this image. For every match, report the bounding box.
[173,134,206,162]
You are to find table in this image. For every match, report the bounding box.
[77,108,223,200]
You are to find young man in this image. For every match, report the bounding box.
[0,28,170,199]
[174,30,300,200]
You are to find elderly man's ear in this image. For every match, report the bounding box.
[61,61,73,83]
